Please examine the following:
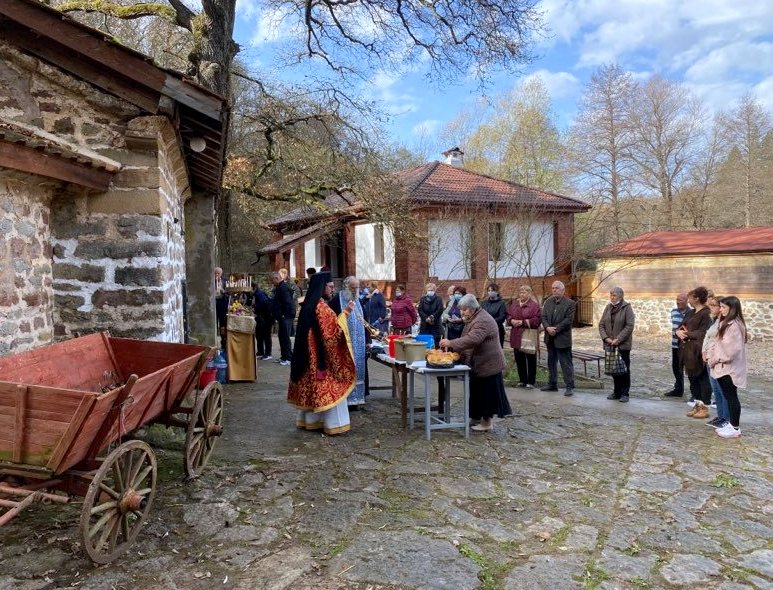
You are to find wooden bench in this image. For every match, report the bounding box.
[572,350,604,378]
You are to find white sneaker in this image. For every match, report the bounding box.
[279,359,291,366]
[261,355,273,361]
[709,402,717,409]
[525,384,534,389]
[687,400,696,407]
[716,423,741,438]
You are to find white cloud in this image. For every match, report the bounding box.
[362,70,419,116]
[522,69,581,98]
[248,6,302,46]
[412,119,441,136]
[684,41,773,83]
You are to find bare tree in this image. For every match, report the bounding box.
[678,116,727,229]
[625,76,703,230]
[567,64,636,242]
[718,93,772,227]
[441,77,565,192]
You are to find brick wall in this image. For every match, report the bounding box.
[0,172,55,354]
[395,209,577,300]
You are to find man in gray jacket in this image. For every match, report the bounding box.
[541,281,576,396]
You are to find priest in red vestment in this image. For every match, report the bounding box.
[288,272,356,434]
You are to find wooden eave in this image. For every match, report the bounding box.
[0,0,228,194]
[0,138,115,191]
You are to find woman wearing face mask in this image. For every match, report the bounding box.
[481,283,507,347]
[418,282,444,348]
[442,287,467,340]
[389,284,417,335]
[599,286,636,402]
[440,294,512,432]
[507,285,542,388]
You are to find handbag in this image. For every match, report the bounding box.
[604,345,627,376]
[519,328,539,354]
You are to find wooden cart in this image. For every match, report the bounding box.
[0,332,224,563]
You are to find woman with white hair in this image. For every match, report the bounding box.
[440,294,512,432]
[599,286,636,402]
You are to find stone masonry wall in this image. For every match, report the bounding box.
[0,172,55,354]
[0,41,139,151]
[591,296,773,341]
[51,117,189,342]
[1,42,191,346]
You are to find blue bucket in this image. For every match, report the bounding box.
[414,334,434,349]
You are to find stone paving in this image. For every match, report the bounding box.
[1,329,772,590]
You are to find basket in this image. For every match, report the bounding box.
[227,313,255,334]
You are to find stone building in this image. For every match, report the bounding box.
[0,0,227,355]
[261,148,590,299]
[591,227,773,340]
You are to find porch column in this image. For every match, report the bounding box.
[184,191,217,346]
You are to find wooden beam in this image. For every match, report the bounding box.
[0,24,161,114]
[0,140,114,190]
[13,385,28,463]
[0,0,166,90]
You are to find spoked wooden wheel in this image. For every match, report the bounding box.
[184,382,224,478]
[79,440,157,564]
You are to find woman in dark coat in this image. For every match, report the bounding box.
[599,286,636,402]
[418,282,444,347]
[481,283,507,347]
[677,286,713,418]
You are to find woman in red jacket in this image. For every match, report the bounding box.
[507,285,542,388]
[389,284,417,335]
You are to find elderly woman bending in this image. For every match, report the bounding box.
[440,294,512,432]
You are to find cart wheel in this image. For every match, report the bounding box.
[184,381,224,478]
[79,440,157,564]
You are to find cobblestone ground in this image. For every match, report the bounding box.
[1,330,771,590]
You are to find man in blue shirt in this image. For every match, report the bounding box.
[664,292,688,397]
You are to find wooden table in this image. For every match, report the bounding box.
[372,353,409,428]
[408,362,470,440]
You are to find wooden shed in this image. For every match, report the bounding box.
[591,227,773,339]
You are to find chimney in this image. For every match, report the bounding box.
[442,147,464,168]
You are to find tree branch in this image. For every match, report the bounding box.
[57,1,178,23]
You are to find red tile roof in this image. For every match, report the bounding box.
[596,227,773,257]
[397,162,590,211]
[266,192,361,228]
[267,162,589,229]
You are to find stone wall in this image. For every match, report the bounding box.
[1,42,191,349]
[0,172,55,354]
[0,41,139,151]
[591,254,773,341]
[51,117,189,342]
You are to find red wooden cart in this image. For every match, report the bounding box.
[0,332,224,563]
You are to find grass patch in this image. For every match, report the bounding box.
[504,359,549,387]
[327,538,350,558]
[458,544,508,590]
[630,576,651,590]
[621,543,640,556]
[711,473,740,488]
[549,525,572,547]
[721,565,758,582]
[578,561,610,590]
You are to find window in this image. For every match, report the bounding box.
[428,220,472,280]
[374,224,385,264]
[489,222,504,262]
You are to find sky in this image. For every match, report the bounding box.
[231,0,773,156]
